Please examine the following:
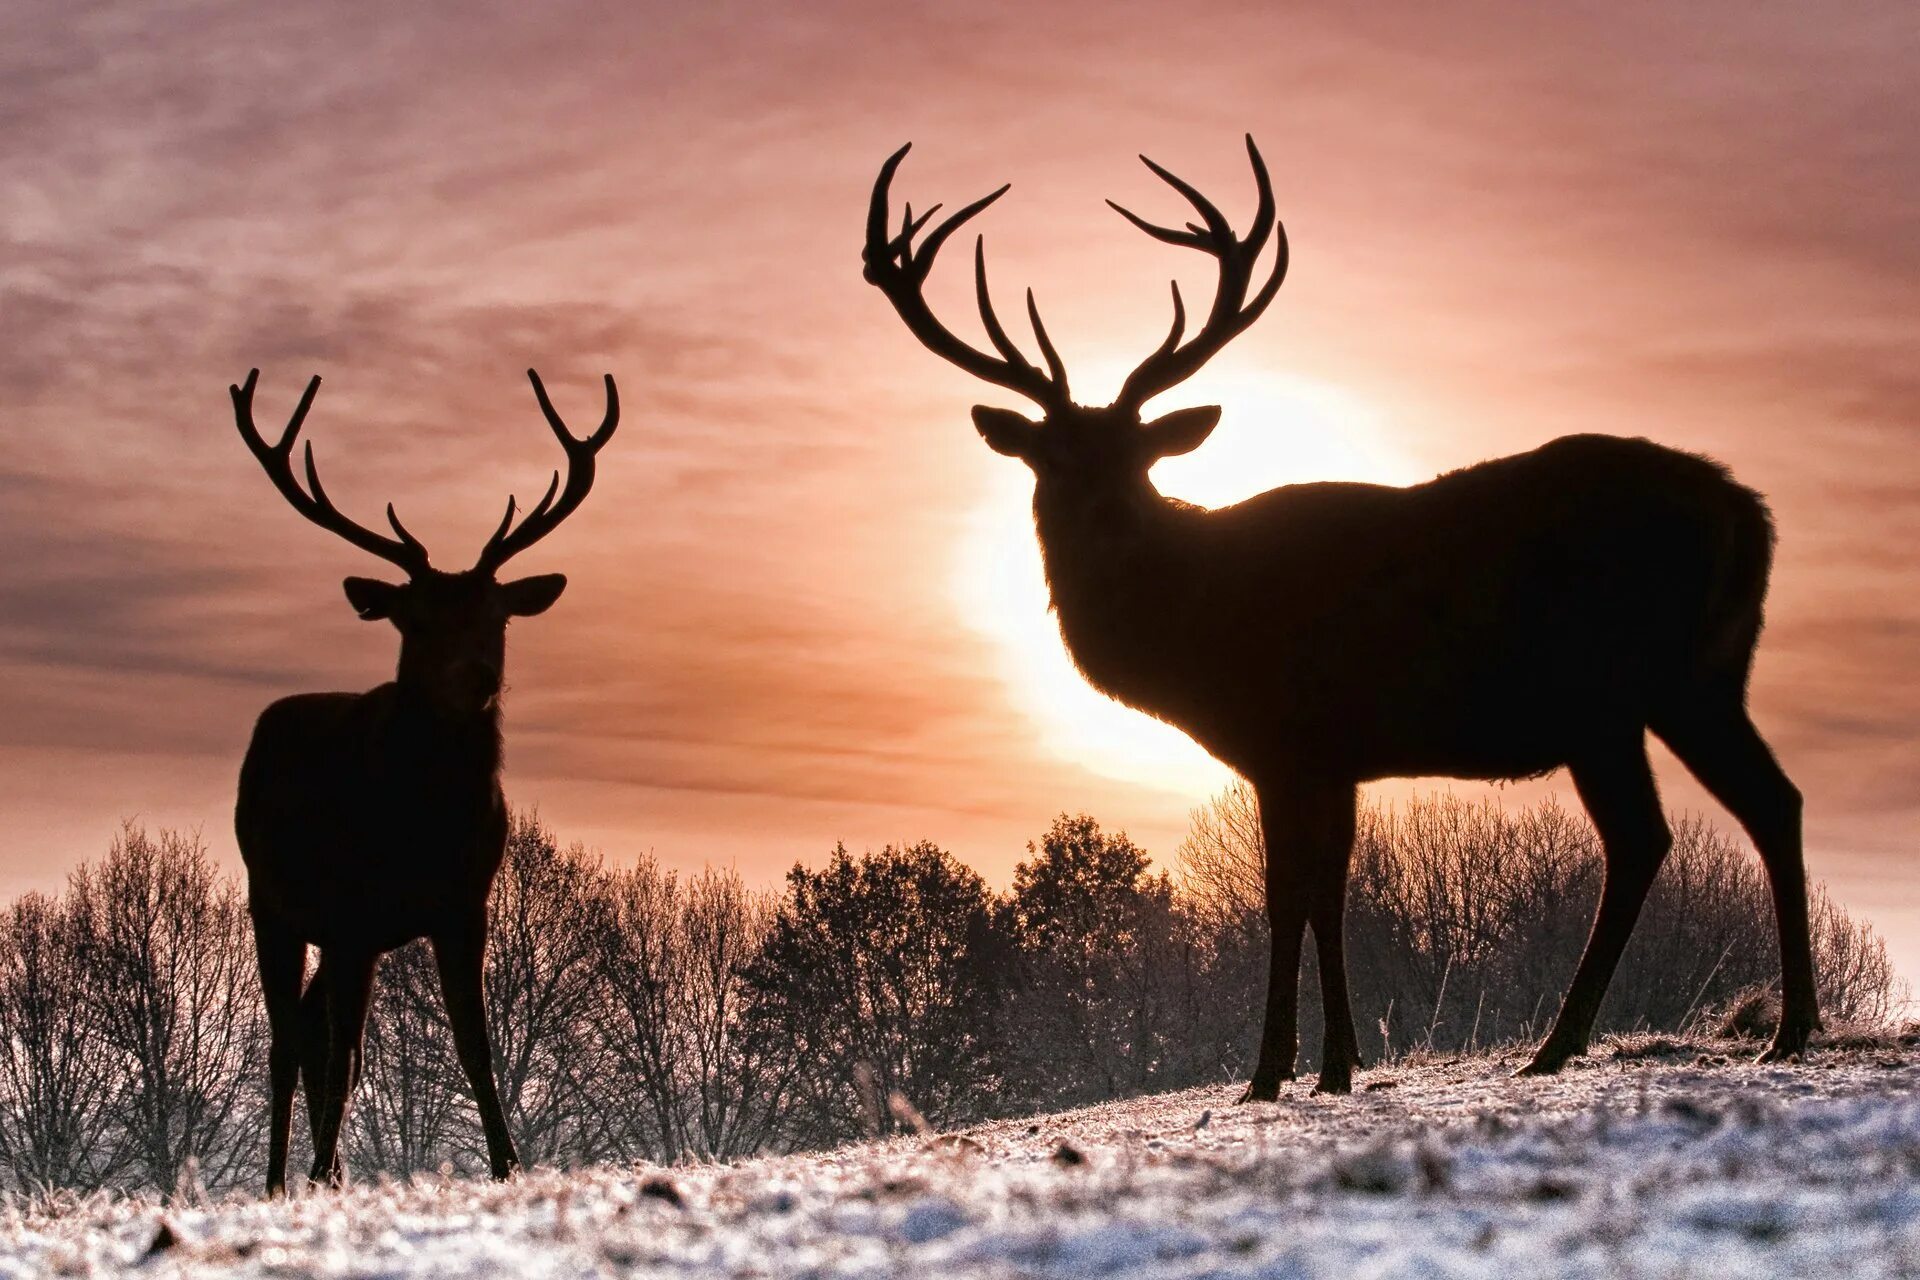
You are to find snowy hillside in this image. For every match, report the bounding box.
[11,1034,1920,1278]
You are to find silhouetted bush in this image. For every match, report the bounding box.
[1176,784,1898,1067]
[997,815,1213,1108]
[740,842,1004,1147]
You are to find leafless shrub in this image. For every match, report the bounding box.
[1177,785,1896,1068]
[1714,986,1781,1042]
[0,794,1891,1194]
[592,859,782,1161]
[353,939,461,1175]
[0,894,118,1192]
[63,826,263,1192]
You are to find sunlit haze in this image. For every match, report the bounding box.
[955,370,1420,796]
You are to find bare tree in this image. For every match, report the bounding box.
[0,894,119,1192]
[594,861,784,1162]
[352,942,462,1177]
[675,868,785,1159]
[592,856,684,1161]
[65,826,263,1192]
[479,815,620,1169]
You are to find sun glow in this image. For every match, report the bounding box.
[952,370,1423,797]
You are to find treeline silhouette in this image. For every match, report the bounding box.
[0,796,1892,1194]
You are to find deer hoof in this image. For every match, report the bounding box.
[1758,1025,1816,1064]
[1516,1048,1574,1077]
[1237,1074,1292,1104]
[1312,1066,1354,1096]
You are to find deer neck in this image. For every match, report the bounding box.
[382,681,506,774]
[1031,475,1189,619]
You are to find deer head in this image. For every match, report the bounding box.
[863,137,1287,491]
[232,369,618,713]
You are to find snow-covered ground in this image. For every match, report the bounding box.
[11,1034,1920,1278]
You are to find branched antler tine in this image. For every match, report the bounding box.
[384,504,427,559]
[1106,198,1206,249]
[1142,280,1189,368]
[527,368,568,440]
[281,375,322,451]
[863,147,1062,408]
[526,368,620,451]
[483,496,517,551]
[865,143,913,259]
[525,470,561,521]
[1139,154,1233,242]
[1026,289,1070,395]
[1113,138,1291,412]
[231,369,318,457]
[588,374,619,447]
[973,237,1035,369]
[476,372,616,571]
[903,202,942,240]
[1243,134,1276,256]
[912,185,1010,278]
[231,370,427,572]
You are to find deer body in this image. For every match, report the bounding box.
[865,138,1816,1098]
[229,370,616,1194]
[238,685,507,952]
[1037,433,1771,783]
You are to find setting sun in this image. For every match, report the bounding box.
[952,369,1423,797]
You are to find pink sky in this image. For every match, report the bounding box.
[5,2,1917,972]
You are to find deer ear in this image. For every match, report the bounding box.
[1141,406,1221,459]
[500,573,567,617]
[343,577,404,621]
[971,405,1040,459]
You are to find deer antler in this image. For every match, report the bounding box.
[231,369,433,575]
[1110,135,1288,413]
[863,144,1071,411]
[471,370,619,574]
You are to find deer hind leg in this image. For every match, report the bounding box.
[306,951,376,1188]
[1522,738,1671,1076]
[1653,700,1817,1061]
[252,913,306,1198]
[1306,794,1364,1095]
[433,918,521,1179]
[297,963,329,1170]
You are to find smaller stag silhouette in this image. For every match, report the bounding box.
[231,368,617,1193]
[863,138,1815,1097]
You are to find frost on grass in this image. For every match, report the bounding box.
[10,1038,1920,1278]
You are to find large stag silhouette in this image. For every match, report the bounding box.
[231,368,617,1192]
[864,138,1815,1097]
